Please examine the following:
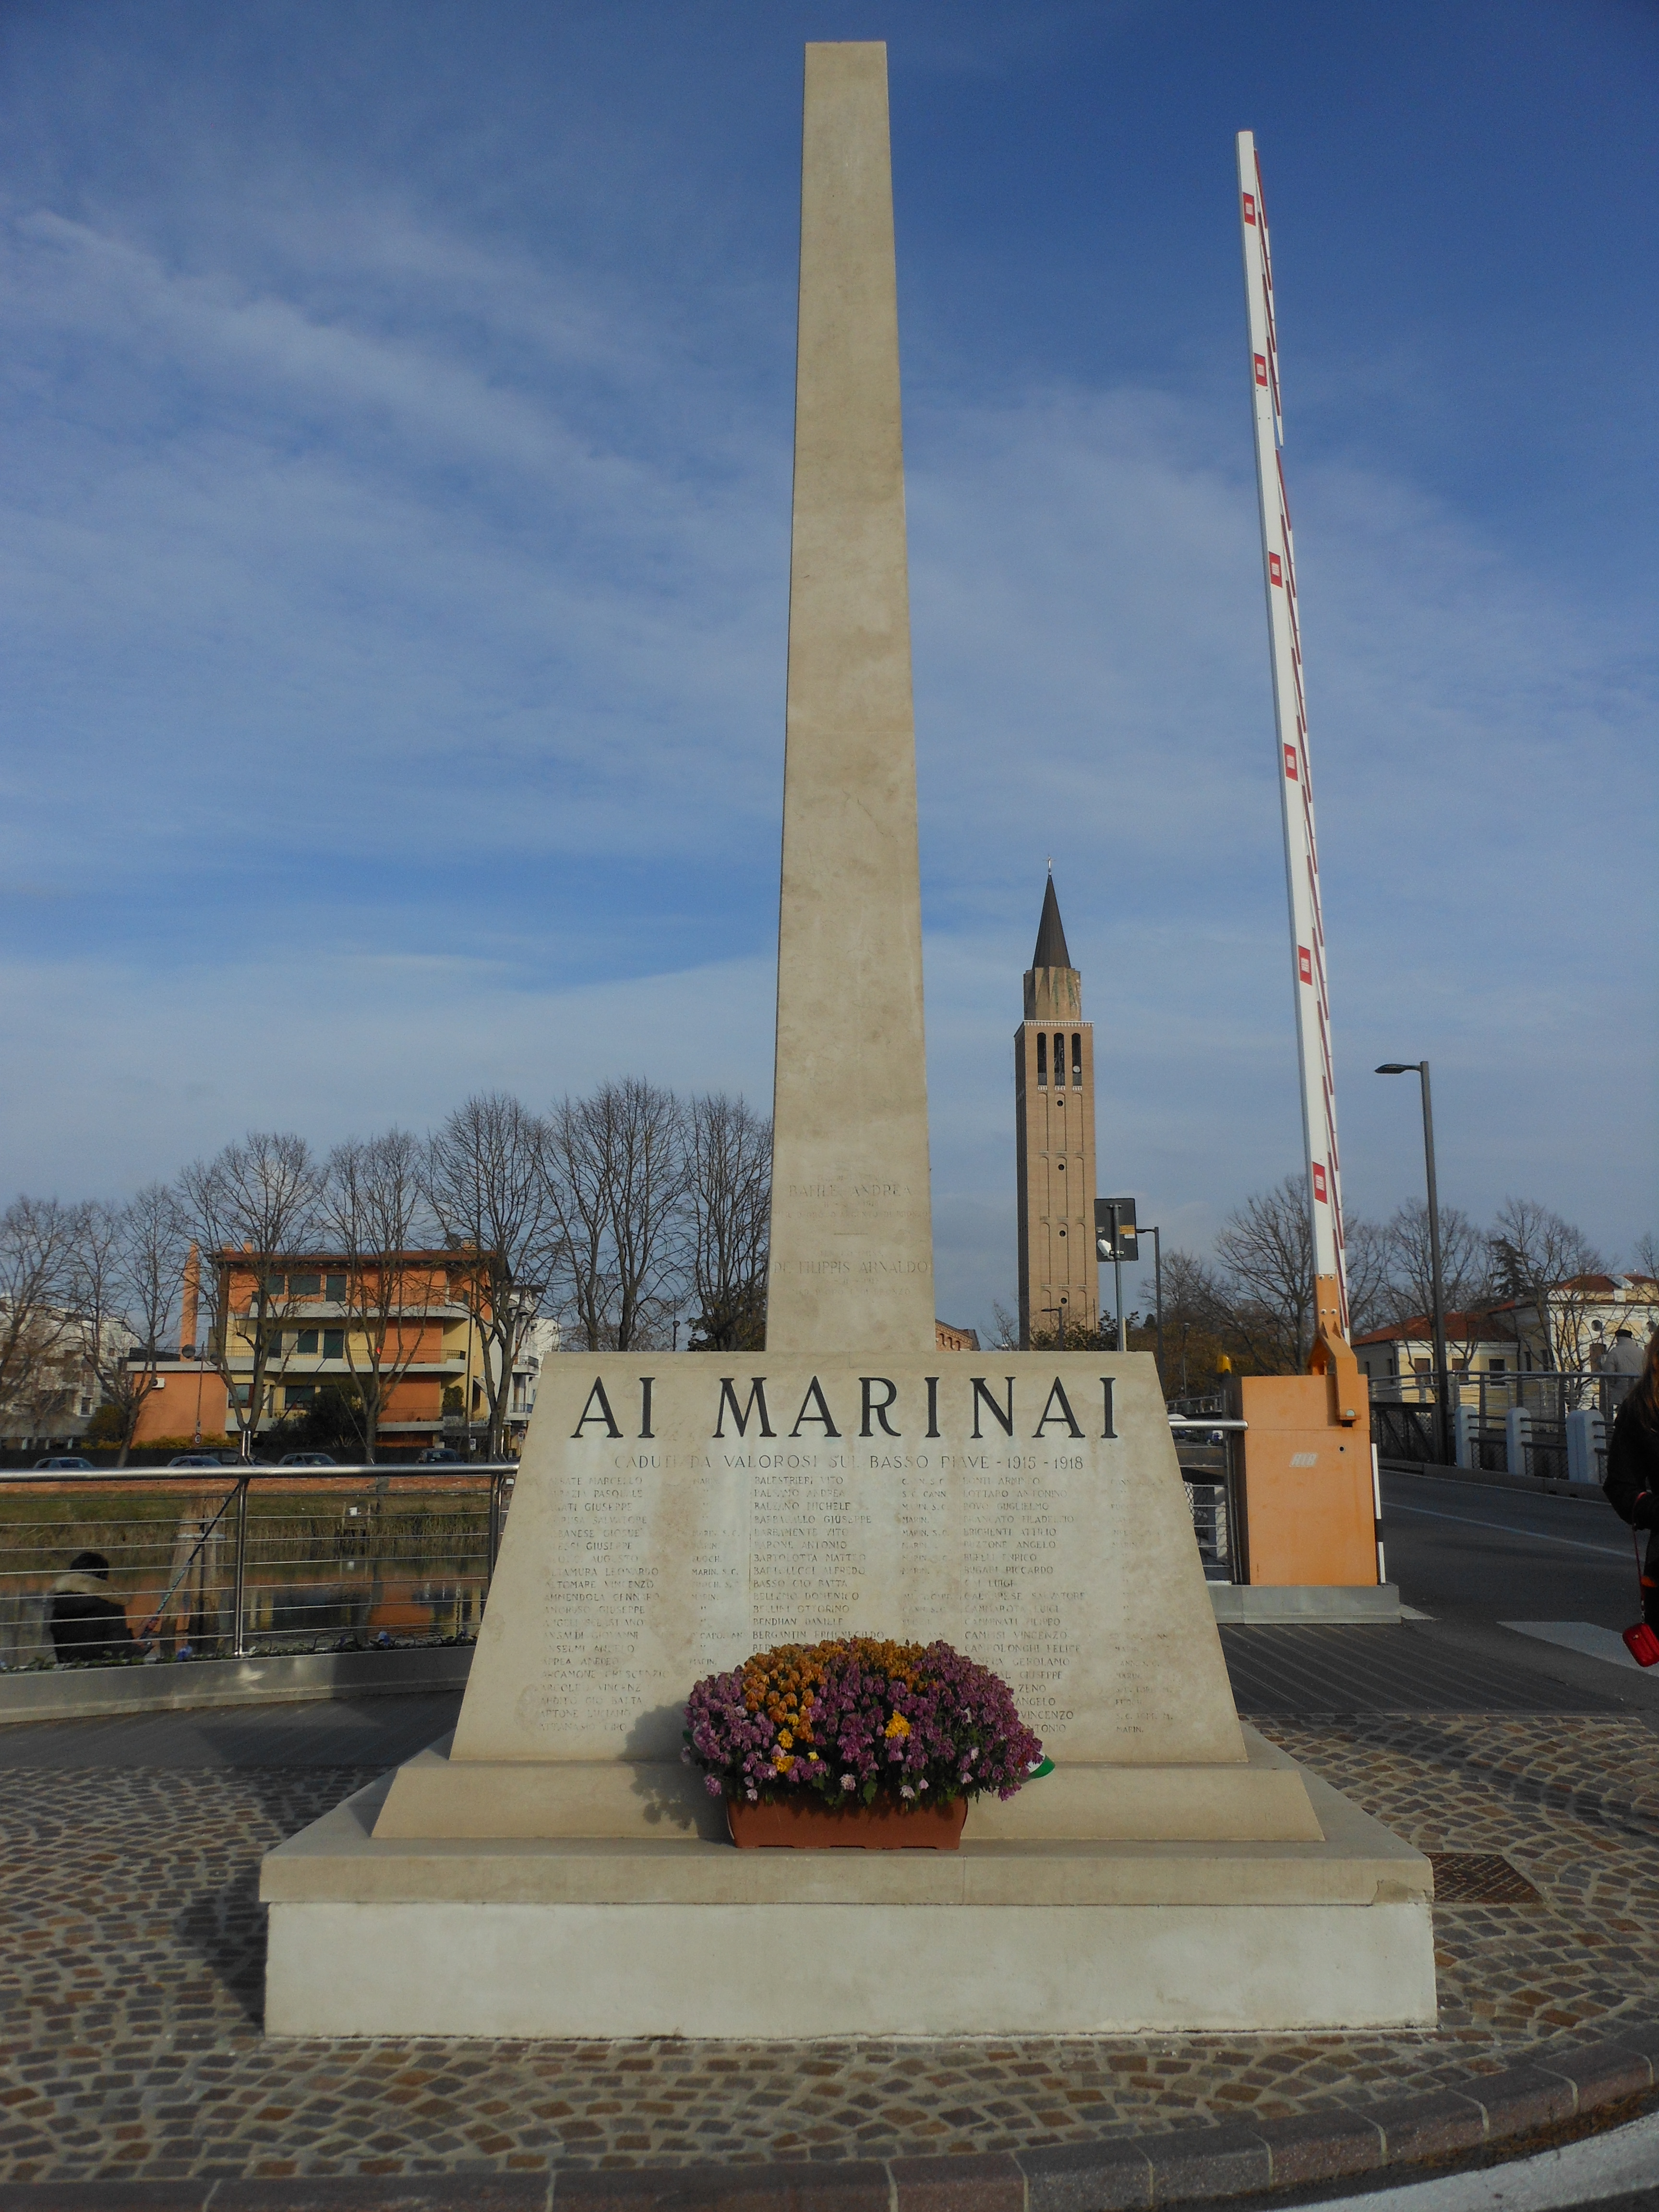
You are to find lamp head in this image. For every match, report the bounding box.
[1374,1063,1413,1075]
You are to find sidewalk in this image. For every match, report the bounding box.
[3,1642,1659,2206]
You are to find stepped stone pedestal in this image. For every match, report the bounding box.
[260,41,1435,2040]
[263,1354,1435,2035]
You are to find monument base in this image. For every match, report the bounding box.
[371,1724,1324,1843]
[261,1731,1436,2038]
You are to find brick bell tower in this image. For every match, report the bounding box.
[1015,873,1100,1347]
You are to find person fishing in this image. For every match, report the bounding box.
[1604,1329,1659,1631]
[48,1551,147,1663]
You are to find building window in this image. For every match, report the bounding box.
[1071,1034,1082,1087]
[298,1330,319,1355]
[323,1330,344,1359]
[286,1383,315,1408]
[265,1272,286,1295]
[291,1273,322,1298]
[1489,1358,1506,1374]
[1053,1034,1064,1086]
[1036,1034,1047,1086]
[325,1273,346,1301]
[266,1329,286,1357]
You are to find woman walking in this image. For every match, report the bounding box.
[1605,1331,1659,1627]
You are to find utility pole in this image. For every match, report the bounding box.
[1376,1061,1451,1465]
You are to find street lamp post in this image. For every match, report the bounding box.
[1141,1224,1164,1387]
[1376,1060,1451,1465]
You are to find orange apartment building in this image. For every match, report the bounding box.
[128,1248,552,1454]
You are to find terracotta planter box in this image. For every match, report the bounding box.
[727,1795,968,1850]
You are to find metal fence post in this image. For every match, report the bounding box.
[487,1469,503,1587]
[231,1477,249,1659]
[1226,1429,1249,1585]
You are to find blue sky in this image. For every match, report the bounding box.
[1,0,1654,1338]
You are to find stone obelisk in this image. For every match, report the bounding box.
[765,42,936,1358]
[264,48,1435,2042]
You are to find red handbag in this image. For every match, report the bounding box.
[1625,1511,1659,1667]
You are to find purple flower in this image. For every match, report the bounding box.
[683,1637,1043,1810]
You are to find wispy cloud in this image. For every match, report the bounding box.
[0,1,1652,1338]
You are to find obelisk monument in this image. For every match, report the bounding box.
[767,44,936,1357]
[369,38,1264,1790]
[263,49,1435,2040]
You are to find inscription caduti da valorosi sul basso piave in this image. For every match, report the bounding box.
[539,1369,1122,1749]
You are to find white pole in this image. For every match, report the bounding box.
[1236,132,1350,1337]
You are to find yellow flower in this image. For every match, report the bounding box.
[778,1729,793,1750]
[884,1712,911,1739]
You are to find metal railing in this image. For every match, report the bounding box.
[0,1463,515,1671]
[1169,1417,1247,1584]
[1370,1371,1635,1422]
[8,1427,1258,1672]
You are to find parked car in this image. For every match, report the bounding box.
[167,1452,236,1469]
[276,1452,338,1468]
[33,1455,96,1471]
[415,1447,465,1465]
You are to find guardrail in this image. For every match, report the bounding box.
[0,1463,516,1671]
[1169,1416,1247,1584]
[6,1429,1257,1677]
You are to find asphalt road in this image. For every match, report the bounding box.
[1382,1466,1641,1627]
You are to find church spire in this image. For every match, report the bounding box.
[1032,874,1072,972]
[1014,874,1097,1348]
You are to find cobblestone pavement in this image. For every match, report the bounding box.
[4,1717,1659,2183]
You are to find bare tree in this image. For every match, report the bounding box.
[1154,1248,1240,1395]
[177,1134,325,1460]
[544,1080,689,1352]
[1379,1201,1492,1326]
[424,1094,559,1457]
[1211,1175,1316,1371]
[320,1130,439,1463]
[1342,1216,1393,1340]
[1489,1197,1606,1394]
[0,1197,85,1434]
[1633,1230,1659,1284]
[72,1186,186,1464]
[685,1092,769,1352]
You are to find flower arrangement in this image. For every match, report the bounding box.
[683,1635,1042,1811]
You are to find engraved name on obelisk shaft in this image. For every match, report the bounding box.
[765,42,936,1358]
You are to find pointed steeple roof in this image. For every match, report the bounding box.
[1031,873,1073,971]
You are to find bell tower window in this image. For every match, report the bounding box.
[1036,1034,1047,1087]
[1072,1033,1082,1087]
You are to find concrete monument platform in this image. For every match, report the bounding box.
[264,1743,1433,2038]
[260,1356,1435,2036]
[259,38,1434,2040]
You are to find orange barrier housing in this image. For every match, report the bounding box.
[1227,1373,1379,1588]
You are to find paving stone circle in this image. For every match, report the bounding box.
[4,1717,1659,2182]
